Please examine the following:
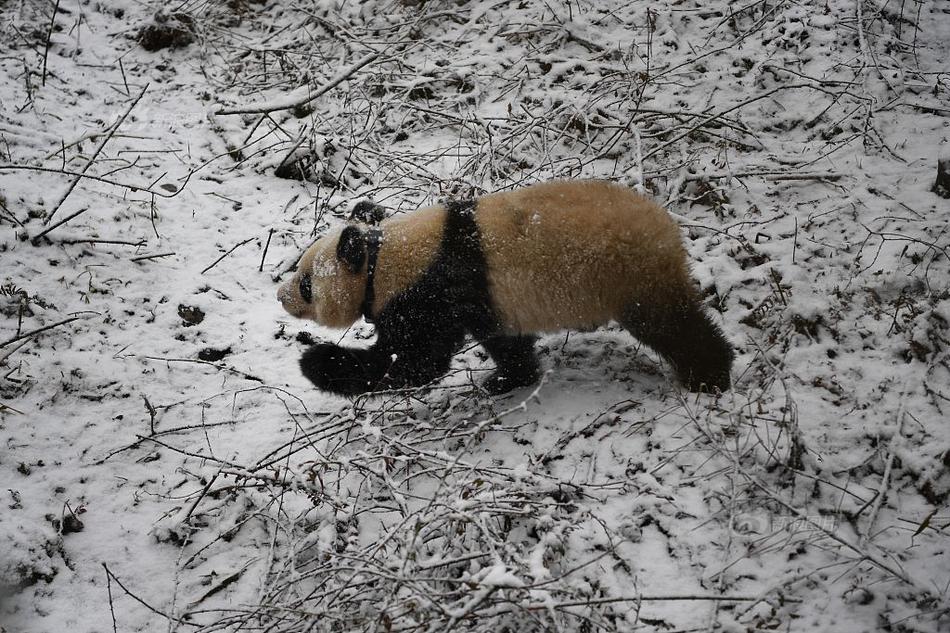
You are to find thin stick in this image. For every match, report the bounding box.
[131,251,175,262]
[58,238,147,247]
[259,228,274,272]
[0,198,24,226]
[0,401,24,415]
[0,164,185,198]
[0,339,29,365]
[142,355,263,383]
[214,52,380,115]
[201,238,254,275]
[861,382,907,547]
[118,57,130,96]
[101,563,181,624]
[30,206,92,244]
[143,395,157,435]
[45,83,149,225]
[1,316,83,348]
[669,169,843,183]
[182,469,221,525]
[746,476,920,589]
[642,83,815,162]
[104,562,118,633]
[42,0,60,86]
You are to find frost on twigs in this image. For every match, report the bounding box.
[152,387,788,632]
[1,1,949,631]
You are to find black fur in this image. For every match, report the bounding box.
[621,298,733,392]
[337,226,366,273]
[300,200,533,395]
[480,335,540,394]
[298,273,312,304]
[360,228,383,322]
[349,200,386,225]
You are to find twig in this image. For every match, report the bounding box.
[131,251,175,262]
[104,562,118,633]
[201,238,255,275]
[745,475,923,589]
[0,339,29,365]
[95,420,237,465]
[642,83,817,162]
[118,57,130,96]
[259,228,274,272]
[0,198,24,226]
[860,381,907,547]
[42,0,61,86]
[0,401,25,415]
[143,395,157,435]
[30,206,89,244]
[183,469,221,526]
[1,316,84,348]
[142,355,263,383]
[58,237,147,247]
[101,563,184,625]
[671,169,843,183]
[0,164,188,198]
[213,52,380,115]
[45,83,149,224]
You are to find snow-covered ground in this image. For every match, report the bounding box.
[1,1,948,631]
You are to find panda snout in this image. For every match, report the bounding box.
[277,283,295,311]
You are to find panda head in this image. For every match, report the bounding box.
[277,225,370,328]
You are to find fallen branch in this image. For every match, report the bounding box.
[0,163,188,199]
[101,563,184,626]
[131,251,175,263]
[42,0,61,86]
[259,228,274,272]
[58,237,147,247]
[860,381,908,547]
[213,52,380,116]
[142,355,263,383]
[642,83,817,162]
[1,316,84,348]
[31,206,90,244]
[665,169,844,183]
[201,238,255,275]
[0,339,29,364]
[45,84,149,224]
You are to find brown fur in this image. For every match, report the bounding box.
[369,205,446,318]
[476,180,693,333]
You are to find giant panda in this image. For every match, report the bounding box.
[277,180,734,396]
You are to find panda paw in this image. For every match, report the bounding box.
[483,369,539,396]
[299,343,379,396]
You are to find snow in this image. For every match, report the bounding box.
[1,0,949,632]
[478,563,525,588]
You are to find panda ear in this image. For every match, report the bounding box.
[349,200,385,225]
[336,226,366,273]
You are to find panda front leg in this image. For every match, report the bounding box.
[299,324,465,396]
[299,343,393,396]
[479,335,541,395]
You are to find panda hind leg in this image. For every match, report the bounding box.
[621,298,734,392]
[480,335,540,395]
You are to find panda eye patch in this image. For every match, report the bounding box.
[299,274,313,303]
